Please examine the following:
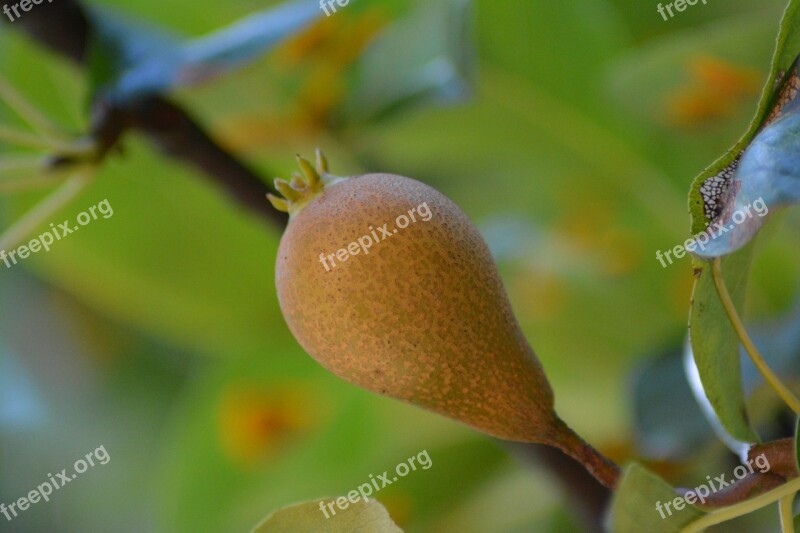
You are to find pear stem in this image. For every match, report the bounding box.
[549,418,620,489]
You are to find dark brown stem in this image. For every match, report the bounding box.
[748,438,798,480]
[4,0,89,62]
[670,437,798,510]
[128,97,287,227]
[678,472,786,509]
[506,441,612,532]
[548,417,621,489]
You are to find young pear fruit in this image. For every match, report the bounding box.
[270,151,618,488]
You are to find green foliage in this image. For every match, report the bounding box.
[3,0,800,531]
[608,464,705,533]
[252,498,402,532]
[688,0,800,444]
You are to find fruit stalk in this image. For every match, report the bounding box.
[548,418,620,489]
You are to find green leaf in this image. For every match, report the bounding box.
[607,463,705,533]
[687,0,800,444]
[252,498,402,533]
[689,1,800,234]
[689,241,760,443]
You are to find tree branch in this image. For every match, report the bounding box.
[5,0,286,228]
[129,97,287,226]
[5,0,89,62]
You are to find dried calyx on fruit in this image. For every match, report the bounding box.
[267,150,346,217]
[270,150,619,488]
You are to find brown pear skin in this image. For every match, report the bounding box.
[271,153,619,488]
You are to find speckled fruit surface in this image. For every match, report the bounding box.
[276,173,559,443]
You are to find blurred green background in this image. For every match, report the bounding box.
[2,0,800,531]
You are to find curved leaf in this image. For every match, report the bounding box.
[692,91,800,258]
[687,0,800,443]
[252,498,402,533]
[689,241,760,444]
[607,463,705,533]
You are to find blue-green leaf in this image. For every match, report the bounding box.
[631,345,713,459]
[347,0,475,121]
[692,86,800,258]
[88,0,321,103]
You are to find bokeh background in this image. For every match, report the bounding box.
[2,0,800,531]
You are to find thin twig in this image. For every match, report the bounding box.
[0,155,47,174]
[0,166,95,252]
[129,96,287,227]
[711,258,800,414]
[779,493,795,533]
[0,125,59,151]
[0,174,69,193]
[0,74,66,142]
